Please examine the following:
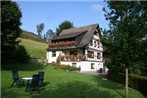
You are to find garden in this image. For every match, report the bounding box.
[1,63,146,98]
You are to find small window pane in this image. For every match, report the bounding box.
[52,51,56,57]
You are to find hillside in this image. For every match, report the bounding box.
[20,30,46,43]
[18,38,48,59]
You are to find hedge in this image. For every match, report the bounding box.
[109,72,147,96]
[129,74,147,96]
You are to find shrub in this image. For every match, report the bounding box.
[2,45,30,64]
[129,74,147,96]
[52,63,80,71]
[68,66,80,71]
[14,45,31,63]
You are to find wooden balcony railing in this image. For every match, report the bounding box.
[57,55,86,61]
[48,41,77,48]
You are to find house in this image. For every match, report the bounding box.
[46,24,105,72]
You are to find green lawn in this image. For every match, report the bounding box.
[18,38,48,59]
[1,63,145,98]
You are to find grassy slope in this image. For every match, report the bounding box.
[18,38,48,59]
[1,64,145,98]
[20,30,46,43]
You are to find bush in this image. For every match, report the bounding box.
[2,45,30,64]
[52,63,80,71]
[109,72,147,96]
[14,45,31,63]
[68,66,80,71]
[129,74,147,96]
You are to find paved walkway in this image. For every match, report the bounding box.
[80,71,108,80]
[80,71,98,76]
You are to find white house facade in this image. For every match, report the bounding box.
[46,24,105,72]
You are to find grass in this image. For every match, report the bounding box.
[18,38,48,59]
[1,63,146,98]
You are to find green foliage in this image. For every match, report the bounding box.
[56,20,74,36]
[52,63,80,71]
[1,0,22,47]
[1,0,22,63]
[1,45,30,64]
[36,23,44,38]
[129,74,147,96]
[14,45,30,63]
[20,30,46,43]
[103,1,147,75]
[45,29,55,42]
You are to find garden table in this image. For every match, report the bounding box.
[22,77,32,91]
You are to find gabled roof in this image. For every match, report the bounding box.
[49,24,100,50]
[52,31,86,40]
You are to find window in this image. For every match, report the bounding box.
[91,63,95,69]
[97,53,101,59]
[88,51,94,58]
[72,63,76,67]
[90,40,93,46]
[94,41,96,47]
[52,51,56,57]
[97,40,100,48]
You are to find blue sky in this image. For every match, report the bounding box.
[15,0,109,35]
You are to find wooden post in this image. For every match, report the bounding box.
[125,68,128,98]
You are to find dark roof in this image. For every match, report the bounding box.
[48,24,101,50]
[52,31,86,40]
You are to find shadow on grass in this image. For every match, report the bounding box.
[93,76,125,97]
[31,81,116,98]
[1,63,44,71]
[1,88,20,98]
[43,82,50,87]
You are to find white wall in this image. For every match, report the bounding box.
[60,61,81,68]
[47,51,62,63]
[61,61,103,72]
[80,61,103,72]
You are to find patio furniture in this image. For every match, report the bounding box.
[38,71,45,87]
[11,70,24,87]
[22,77,32,91]
[28,74,41,94]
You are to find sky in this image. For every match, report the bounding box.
[15,0,110,35]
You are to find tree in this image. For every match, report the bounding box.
[46,29,55,42]
[103,1,147,98]
[56,20,74,36]
[37,23,44,38]
[1,0,22,63]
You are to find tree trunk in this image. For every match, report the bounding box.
[125,68,128,98]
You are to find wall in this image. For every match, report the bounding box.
[61,61,104,72]
[46,51,62,63]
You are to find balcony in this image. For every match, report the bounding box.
[57,55,86,61]
[48,41,77,48]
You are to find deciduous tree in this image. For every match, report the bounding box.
[1,0,22,63]
[103,1,147,98]
[37,23,44,38]
[56,20,74,36]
